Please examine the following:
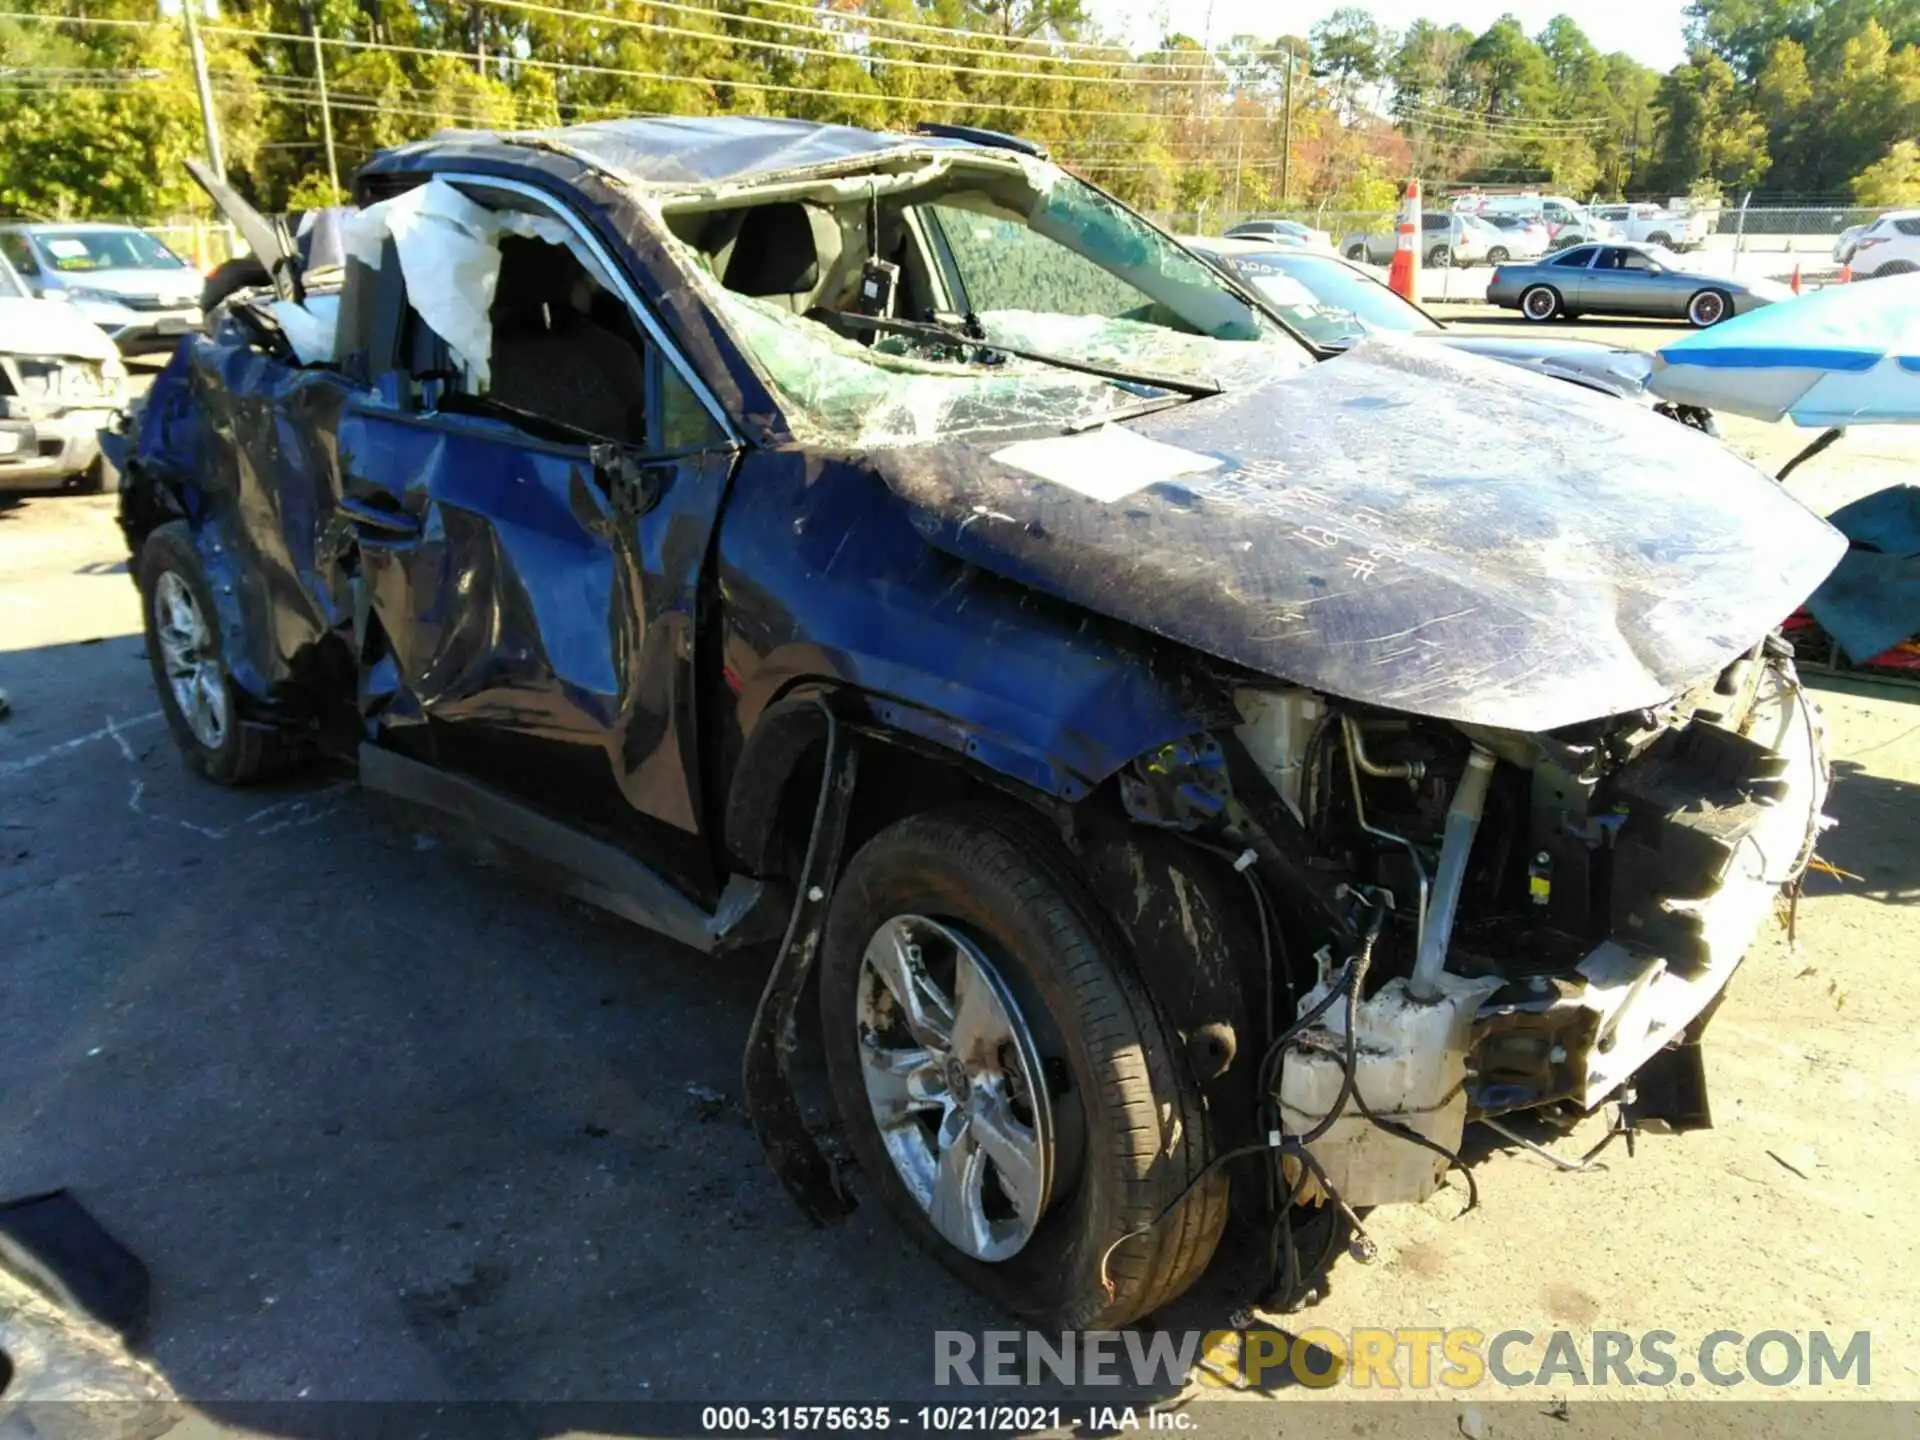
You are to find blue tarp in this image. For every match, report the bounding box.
[1807,485,1920,661]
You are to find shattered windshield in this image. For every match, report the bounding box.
[667,159,1308,446]
[1217,250,1431,349]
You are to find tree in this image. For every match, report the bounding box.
[1650,48,1771,193]
[1538,14,1600,90]
[1684,0,1820,79]
[1852,138,1920,201]
[1463,16,1555,117]
[1311,7,1389,118]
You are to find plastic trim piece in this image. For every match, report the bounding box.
[358,744,783,953]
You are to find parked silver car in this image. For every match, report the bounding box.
[1487,243,1789,326]
[1343,212,1487,268]
[1181,238,1715,428]
[0,222,202,356]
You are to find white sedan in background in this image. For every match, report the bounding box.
[0,251,128,492]
[1224,217,1334,249]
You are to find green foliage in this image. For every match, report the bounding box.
[1651,47,1771,193]
[1852,138,1920,202]
[5,0,1910,227]
[1686,0,1920,196]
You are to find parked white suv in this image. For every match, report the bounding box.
[1590,203,1711,251]
[1847,211,1920,277]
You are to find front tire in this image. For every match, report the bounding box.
[1487,246,1509,264]
[1520,284,1562,321]
[1346,243,1368,261]
[138,521,301,785]
[1687,288,1732,327]
[819,806,1226,1328]
[1646,232,1673,248]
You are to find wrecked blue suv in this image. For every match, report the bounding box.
[117,117,1843,1327]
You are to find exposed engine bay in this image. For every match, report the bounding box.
[1123,638,1827,1229]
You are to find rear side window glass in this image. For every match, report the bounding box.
[1897,218,1920,237]
[657,361,725,452]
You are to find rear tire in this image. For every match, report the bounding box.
[1647,232,1672,248]
[819,805,1227,1329]
[1687,288,1732,327]
[1426,244,1451,268]
[1346,243,1368,262]
[1874,260,1917,276]
[1520,284,1562,322]
[1487,246,1509,265]
[138,521,303,786]
[67,457,106,495]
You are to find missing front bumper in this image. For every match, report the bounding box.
[1471,667,1827,1118]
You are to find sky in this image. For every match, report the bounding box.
[1088,0,1692,72]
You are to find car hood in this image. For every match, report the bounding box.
[878,337,1844,733]
[0,297,120,362]
[55,267,200,303]
[1435,334,1653,396]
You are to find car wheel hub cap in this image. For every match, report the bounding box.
[154,570,228,749]
[856,914,1054,1262]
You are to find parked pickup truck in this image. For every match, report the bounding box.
[1590,204,1712,252]
[114,116,1842,1331]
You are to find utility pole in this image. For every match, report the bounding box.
[1281,55,1295,205]
[304,3,340,200]
[180,0,225,181]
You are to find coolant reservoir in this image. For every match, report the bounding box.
[1278,971,1501,1208]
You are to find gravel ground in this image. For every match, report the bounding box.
[1,327,1916,1432]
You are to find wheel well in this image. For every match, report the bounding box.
[724,694,1037,885]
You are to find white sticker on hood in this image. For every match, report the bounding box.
[991,425,1223,503]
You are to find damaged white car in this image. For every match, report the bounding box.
[0,249,127,492]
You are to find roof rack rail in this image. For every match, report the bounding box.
[911,123,1050,160]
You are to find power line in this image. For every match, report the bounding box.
[217,21,1240,122]
[1396,101,1608,133]
[471,0,1231,89]
[477,0,1238,79]
[647,0,1301,64]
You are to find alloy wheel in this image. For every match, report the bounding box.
[1689,291,1727,326]
[153,570,229,750]
[855,914,1055,1262]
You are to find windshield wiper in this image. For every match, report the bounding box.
[1063,391,1197,432]
[832,311,1223,399]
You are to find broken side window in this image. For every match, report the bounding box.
[656,160,1304,446]
[925,204,1168,325]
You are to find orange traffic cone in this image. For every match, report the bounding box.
[1791,264,1802,294]
[1837,262,1852,284]
[1386,178,1421,303]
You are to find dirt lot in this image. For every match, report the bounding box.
[2,327,1917,1434]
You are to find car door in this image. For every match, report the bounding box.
[1545,245,1598,306]
[333,177,740,897]
[1577,246,1647,313]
